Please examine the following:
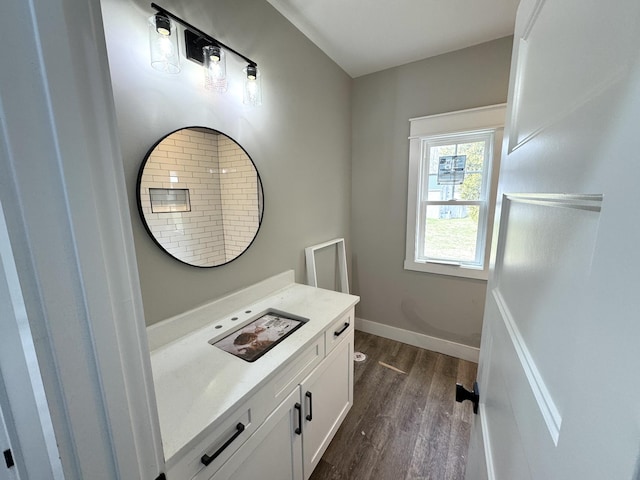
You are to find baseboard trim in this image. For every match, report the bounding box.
[355,317,479,363]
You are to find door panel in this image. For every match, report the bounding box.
[509,0,638,150]
[494,195,601,426]
[467,0,640,478]
[488,296,558,479]
[482,338,531,480]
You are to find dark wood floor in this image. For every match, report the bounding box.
[309,331,477,480]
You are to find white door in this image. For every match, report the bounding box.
[465,0,640,479]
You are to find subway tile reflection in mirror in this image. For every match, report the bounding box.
[137,127,264,268]
[149,188,191,213]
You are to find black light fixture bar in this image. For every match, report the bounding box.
[150,3,257,68]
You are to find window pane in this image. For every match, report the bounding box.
[424,140,487,201]
[427,145,456,201]
[457,141,487,201]
[424,205,479,263]
[428,145,456,174]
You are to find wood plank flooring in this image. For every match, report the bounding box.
[309,331,477,480]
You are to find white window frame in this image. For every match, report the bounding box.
[404,104,506,280]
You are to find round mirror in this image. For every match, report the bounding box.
[137,127,264,267]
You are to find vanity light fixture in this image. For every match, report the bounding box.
[148,12,180,73]
[150,3,262,105]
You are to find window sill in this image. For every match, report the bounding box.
[404,259,489,281]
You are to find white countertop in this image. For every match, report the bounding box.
[148,275,359,463]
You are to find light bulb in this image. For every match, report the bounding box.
[148,15,180,74]
[157,35,174,58]
[243,65,262,106]
[203,45,227,92]
[155,14,171,36]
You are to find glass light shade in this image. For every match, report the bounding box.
[243,66,262,106]
[148,15,180,74]
[203,45,228,92]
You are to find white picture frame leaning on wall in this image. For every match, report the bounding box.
[305,238,349,294]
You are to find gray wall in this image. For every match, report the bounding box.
[351,37,513,347]
[101,0,352,325]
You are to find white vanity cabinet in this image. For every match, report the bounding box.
[148,272,359,480]
[205,317,354,480]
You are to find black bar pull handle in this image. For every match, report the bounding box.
[305,391,313,421]
[294,403,302,435]
[334,322,350,337]
[201,423,245,466]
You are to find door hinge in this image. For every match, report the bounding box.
[3,449,15,469]
[455,381,480,414]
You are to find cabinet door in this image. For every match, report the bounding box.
[208,387,303,480]
[300,330,353,479]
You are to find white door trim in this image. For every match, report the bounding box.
[0,199,63,480]
[0,0,162,478]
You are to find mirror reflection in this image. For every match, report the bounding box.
[137,127,263,267]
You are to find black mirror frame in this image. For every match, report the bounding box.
[136,126,264,268]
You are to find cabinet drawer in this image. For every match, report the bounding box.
[270,335,324,406]
[167,393,271,480]
[325,308,354,354]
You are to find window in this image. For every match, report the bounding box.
[405,105,505,280]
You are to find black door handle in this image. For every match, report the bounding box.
[334,322,350,337]
[294,403,302,435]
[455,382,480,414]
[201,423,245,466]
[305,391,313,421]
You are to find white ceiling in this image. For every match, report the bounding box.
[266,0,520,78]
